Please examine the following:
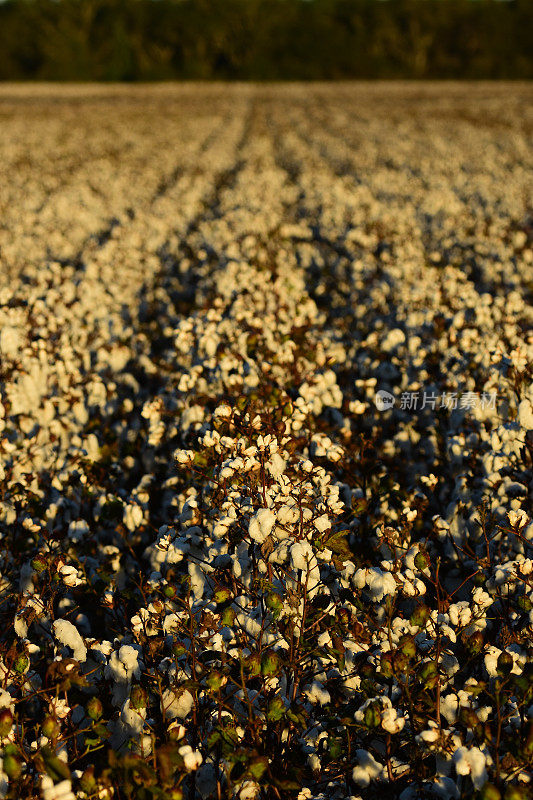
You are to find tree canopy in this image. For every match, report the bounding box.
[0,0,531,81]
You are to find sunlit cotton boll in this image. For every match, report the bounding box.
[178,744,203,771]
[518,398,533,430]
[304,681,331,706]
[161,688,194,720]
[248,508,276,544]
[41,776,76,800]
[354,567,397,601]
[352,750,387,787]
[452,746,487,789]
[52,619,87,663]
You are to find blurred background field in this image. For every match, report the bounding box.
[0,0,532,82]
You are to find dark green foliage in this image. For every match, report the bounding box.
[0,0,531,81]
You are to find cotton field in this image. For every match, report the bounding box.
[0,83,532,800]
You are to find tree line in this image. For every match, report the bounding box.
[0,0,531,81]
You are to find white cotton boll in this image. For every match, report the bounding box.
[52,619,87,663]
[452,746,487,789]
[188,561,205,600]
[67,520,89,543]
[238,781,260,800]
[119,646,141,676]
[50,698,70,720]
[124,504,143,532]
[518,399,533,430]
[178,745,203,771]
[175,449,195,464]
[448,602,472,628]
[353,569,367,589]
[452,747,471,776]
[266,452,286,478]
[314,514,330,533]
[41,777,76,800]
[441,652,460,677]
[277,504,299,525]
[381,706,405,734]
[308,754,321,772]
[214,404,232,418]
[248,508,276,544]
[416,723,440,744]
[440,693,459,724]
[59,566,82,587]
[304,681,331,706]
[0,690,14,713]
[120,700,146,736]
[352,749,386,787]
[367,568,396,602]
[106,645,142,700]
[161,688,194,720]
[472,588,492,609]
[133,735,153,757]
[508,509,528,529]
[484,646,501,677]
[14,614,28,638]
[290,540,314,571]
[83,434,100,462]
[0,326,22,358]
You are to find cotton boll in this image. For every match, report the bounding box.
[416,723,440,745]
[304,681,331,706]
[120,699,146,736]
[366,568,396,602]
[290,540,314,571]
[353,569,367,589]
[41,776,76,800]
[277,504,299,525]
[123,503,143,532]
[266,452,286,478]
[178,744,203,771]
[484,646,501,677]
[352,749,386,787]
[0,326,22,359]
[14,614,28,638]
[52,619,87,663]
[106,645,142,704]
[238,781,260,800]
[381,705,405,734]
[314,514,330,533]
[448,602,472,628]
[67,520,89,542]
[189,560,206,600]
[161,688,194,720]
[117,646,141,677]
[440,693,459,724]
[133,735,153,757]
[508,509,528,529]
[518,398,533,430]
[248,508,276,544]
[452,746,487,789]
[59,565,82,587]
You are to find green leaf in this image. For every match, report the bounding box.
[41,746,71,782]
